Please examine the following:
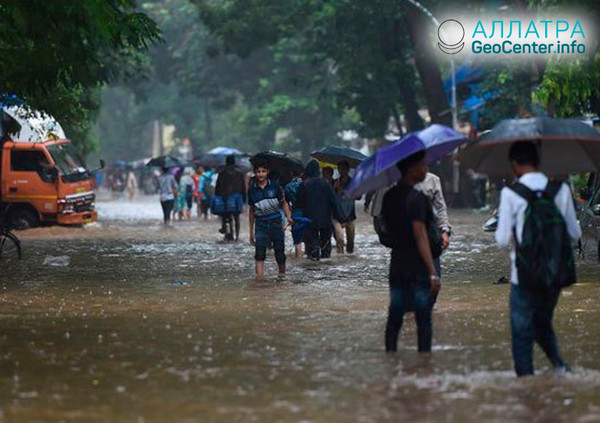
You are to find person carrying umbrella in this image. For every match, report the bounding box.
[247,158,293,279]
[495,141,581,376]
[345,125,468,354]
[381,151,442,353]
[295,160,338,261]
[332,160,358,254]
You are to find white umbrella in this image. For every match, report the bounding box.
[2,105,66,142]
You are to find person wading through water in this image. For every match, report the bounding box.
[248,159,293,279]
[215,155,246,241]
[381,151,442,353]
[495,141,581,376]
[296,160,338,261]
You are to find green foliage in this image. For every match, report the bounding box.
[0,0,160,154]
[477,64,537,130]
[535,53,600,117]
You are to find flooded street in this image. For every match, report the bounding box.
[1,196,600,422]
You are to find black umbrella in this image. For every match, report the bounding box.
[193,154,252,172]
[461,118,600,175]
[145,155,188,169]
[250,151,304,186]
[311,145,368,168]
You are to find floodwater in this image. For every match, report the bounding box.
[1,195,600,422]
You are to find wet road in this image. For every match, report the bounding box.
[1,196,600,422]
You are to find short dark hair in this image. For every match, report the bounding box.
[253,158,269,171]
[508,141,540,167]
[226,155,235,166]
[338,160,350,170]
[396,150,426,174]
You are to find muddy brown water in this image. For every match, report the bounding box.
[1,197,599,422]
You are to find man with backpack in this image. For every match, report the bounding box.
[495,141,581,377]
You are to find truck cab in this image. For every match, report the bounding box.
[0,139,97,228]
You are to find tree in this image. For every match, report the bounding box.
[0,0,160,154]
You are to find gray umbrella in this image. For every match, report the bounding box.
[460,118,600,176]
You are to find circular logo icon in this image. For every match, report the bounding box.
[438,19,465,54]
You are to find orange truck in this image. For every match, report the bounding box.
[0,139,99,228]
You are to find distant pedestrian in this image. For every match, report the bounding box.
[172,167,185,220]
[322,167,334,186]
[158,167,178,225]
[248,158,293,279]
[333,161,357,254]
[199,167,214,220]
[495,141,581,377]
[296,160,337,261]
[192,166,202,217]
[215,155,246,241]
[178,167,195,220]
[381,151,442,353]
[126,170,138,201]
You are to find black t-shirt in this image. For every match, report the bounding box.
[381,183,434,271]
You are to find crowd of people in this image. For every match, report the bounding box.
[153,142,580,378]
[154,155,372,266]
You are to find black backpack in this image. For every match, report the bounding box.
[509,181,576,292]
[374,214,401,248]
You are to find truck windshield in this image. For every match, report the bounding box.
[47,143,89,182]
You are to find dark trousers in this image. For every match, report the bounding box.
[220,213,240,240]
[305,225,332,259]
[510,284,566,376]
[160,200,174,224]
[385,262,433,352]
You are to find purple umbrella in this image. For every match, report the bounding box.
[346,125,467,199]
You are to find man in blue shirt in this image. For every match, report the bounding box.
[248,158,293,279]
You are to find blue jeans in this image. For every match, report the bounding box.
[385,263,433,352]
[510,284,566,376]
[254,219,286,264]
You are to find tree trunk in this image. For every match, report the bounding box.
[398,81,424,131]
[405,9,452,127]
[391,105,404,136]
[386,16,423,132]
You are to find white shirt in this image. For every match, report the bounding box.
[495,172,581,285]
[414,173,451,232]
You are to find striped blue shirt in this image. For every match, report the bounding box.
[248,179,283,221]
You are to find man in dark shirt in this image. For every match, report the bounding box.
[381,150,441,353]
[248,159,293,279]
[296,160,337,260]
[216,155,246,241]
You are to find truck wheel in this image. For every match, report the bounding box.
[9,207,39,230]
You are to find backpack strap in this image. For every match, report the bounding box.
[508,182,535,202]
[545,180,564,198]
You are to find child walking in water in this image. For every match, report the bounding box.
[247,159,293,279]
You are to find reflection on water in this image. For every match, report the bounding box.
[1,197,599,422]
